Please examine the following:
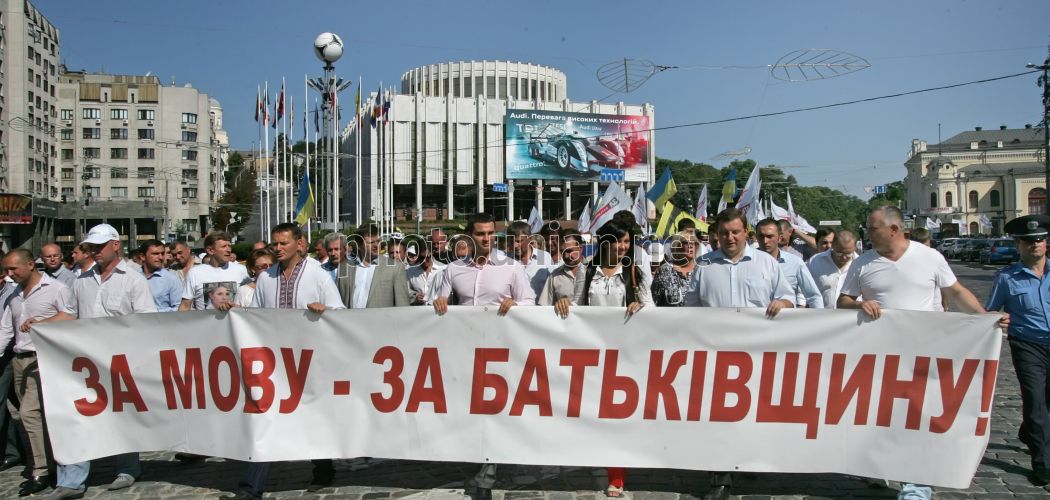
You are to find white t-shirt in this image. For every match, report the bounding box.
[839,241,956,312]
[182,261,251,310]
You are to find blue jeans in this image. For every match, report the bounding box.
[56,452,141,489]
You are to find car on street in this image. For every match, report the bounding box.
[937,237,959,255]
[978,238,1019,265]
[944,238,973,260]
[961,239,989,262]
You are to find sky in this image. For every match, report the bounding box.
[39,0,1050,199]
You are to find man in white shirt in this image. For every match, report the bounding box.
[684,209,794,500]
[806,230,859,309]
[837,205,1000,500]
[320,232,347,283]
[44,223,156,498]
[406,237,446,305]
[40,243,76,288]
[755,218,824,308]
[178,232,250,311]
[506,221,554,298]
[0,249,71,496]
[234,222,344,499]
[70,243,95,278]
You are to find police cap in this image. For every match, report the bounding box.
[1005,214,1050,240]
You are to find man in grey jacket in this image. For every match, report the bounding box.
[337,223,409,308]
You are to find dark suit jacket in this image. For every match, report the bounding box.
[335,255,410,308]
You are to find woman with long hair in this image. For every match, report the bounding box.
[553,220,653,497]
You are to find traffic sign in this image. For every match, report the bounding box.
[600,169,625,182]
[492,183,508,193]
[873,185,887,195]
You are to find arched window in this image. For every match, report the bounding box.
[1029,188,1047,215]
[969,221,979,235]
[990,189,1001,207]
[945,191,953,208]
[968,190,978,209]
[929,192,938,208]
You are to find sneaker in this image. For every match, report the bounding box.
[106,473,136,490]
[41,486,85,500]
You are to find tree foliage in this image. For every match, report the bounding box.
[211,151,255,236]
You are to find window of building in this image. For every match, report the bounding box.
[110,128,128,140]
[59,129,72,140]
[137,187,155,198]
[82,148,100,159]
[60,109,73,120]
[182,188,197,199]
[182,131,197,143]
[929,192,937,208]
[182,113,197,124]
[137,109,155,120]
[61,187,74,198]
[486,76,496,99]
[84,166,101,179]
[969,221,979,235]
[111,187,128,198]
[110,109,128,120]
[110,148,128,159]
[945,191,953,208]
[990,189,1001,207]
[968,190,978,209]
[464,77,472,97]
[137,128,154,140]
[499,77,507,99]
[84,186,100,198]
[82,108,100,119]
[183,219,198,232]
[61,149,73,160]
[82,128,100,139]
[137,167,155,179]
[61,168,73,179]
[182,169,198,181]
[1029,188,1047,215]
[138,148,155,159]
[182,150,197,161]
[27,46,34,60]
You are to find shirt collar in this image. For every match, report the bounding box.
[710,244,755,263]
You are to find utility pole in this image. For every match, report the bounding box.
[1027,46,1050,214]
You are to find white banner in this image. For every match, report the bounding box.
[32,308,1001,489]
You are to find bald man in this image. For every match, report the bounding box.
[40,243,75,288]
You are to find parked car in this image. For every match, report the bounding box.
[937,237,959,256]
[979,239,1019,265]
[944,238,973,259]
[961,239,989,262]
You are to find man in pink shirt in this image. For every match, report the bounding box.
[433,213,535,314]
[431,213,534,500]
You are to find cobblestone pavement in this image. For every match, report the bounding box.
[1,262,1046,499]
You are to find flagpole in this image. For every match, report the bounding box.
[263,82,271,242]
[304,74,311,241]
[356,76,362,227]
[283,77,290,224]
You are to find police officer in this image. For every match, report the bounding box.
[985,214,1049,487]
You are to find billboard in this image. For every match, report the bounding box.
[505,109,651,182]
[0,194,32,224]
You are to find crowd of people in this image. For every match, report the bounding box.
[0,202,1038,500]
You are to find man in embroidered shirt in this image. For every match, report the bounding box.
[431,213,534,500]
[140,239,182,312]
[234,223,344,499]
[43,224,156,498]
[755,218,824,308]
[0,249,71,496]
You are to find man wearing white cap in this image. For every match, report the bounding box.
[42,223,156,499]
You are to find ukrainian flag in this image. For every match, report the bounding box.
[293,170,315,226]
[654,201,707,238]
[646,167,677,213]
[721,168,737,203]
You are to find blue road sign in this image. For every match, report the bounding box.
[492,183,508,193]
[600,169,625,182]
[874,185,887,194]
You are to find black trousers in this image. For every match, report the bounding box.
[1011,338,1050,471]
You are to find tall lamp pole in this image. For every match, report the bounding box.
[308,33,352,230]
[1028,52,1050,214]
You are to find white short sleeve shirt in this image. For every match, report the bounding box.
[839,241,956,312]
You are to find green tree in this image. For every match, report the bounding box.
[212,151,256,236]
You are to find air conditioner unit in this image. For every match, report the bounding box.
[63,120,71,125]
[95,119,101,125]
[123,120,128,126]
[180,124,187,129]
[147,121,153,127]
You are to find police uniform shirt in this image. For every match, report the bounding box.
[986,258,1050,344]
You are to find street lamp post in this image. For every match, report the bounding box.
[1027,54,1050,214]
[308,33,353,231]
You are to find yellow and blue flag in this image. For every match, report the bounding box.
[293,170,315,226]
[646,167,677,213]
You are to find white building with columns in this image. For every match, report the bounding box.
[340,60,655,224]
[904,125,1047,236]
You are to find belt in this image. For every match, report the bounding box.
[14,351,36,359]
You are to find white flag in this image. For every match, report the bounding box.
[978,214,993,229]
[590,182,633,232]
[925,217,941,230]
[716,197,728,216]
[736,166,762,224]
[632,184,649,235]
[578,199,593,234]
[527,205,544,233]
[786,189,817,233]
[695,184,709,222]
[770,197,791,221]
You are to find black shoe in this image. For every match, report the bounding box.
[173,452,206,462]
[1030,468,1050,486]
[0,458,23,472]
[702,485,730,500]
[306,472,334,492]
[469,486,493,500]
[18,475,50,496]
